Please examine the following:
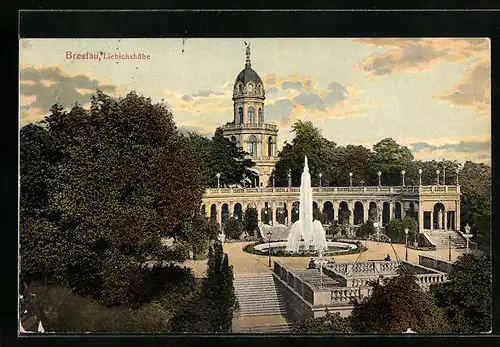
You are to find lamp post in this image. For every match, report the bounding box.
[443,159,446,185]
[267,231,272,267]
[456,168,460,185]
[349,172,353,187]
[377,171,382,186]
[314,250,328,289]
[418,168,422,186]
[360,180,365,187]
[288,169,292,188]
[272,177,275,188]
[216,173,221,188]
[319,173,323,187]
[448,234,452,261]
[436,170,440,186]
[401,170,406,187]
[464,223,472,253]
[404,228,409,261]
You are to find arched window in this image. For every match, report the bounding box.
[258,108,263,124]
[247,107,255,123]
[238,107,243,123]
[230,136,237,144]
[248,135,257,157]
[268,136,273,157]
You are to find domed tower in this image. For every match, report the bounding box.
[222,43,279,187]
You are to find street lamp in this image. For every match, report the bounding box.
[349,172,353,187]
[436,170,440,186]
[288,169,292,188]
[404,228,409,261]
[464,223,472,253]
[314,249,328,289]
[216,173,221,188]
[267,230,272,267]
[401,170,406,187]
[443,159,446,185]
[418,169,423,186]
[360,180,365,187]
[455,168,460,185]
[319,173,323,187]
[377,171,382,186]
[272,177,275,188]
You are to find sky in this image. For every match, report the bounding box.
[19,38,491,164]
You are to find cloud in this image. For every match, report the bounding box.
[19,65,118,124]
[396,135,491,164]
[294,92,325,110]
[356,38,490,77]
[192,89,225,97]
[436,59,490,118]
[281,81,304,91]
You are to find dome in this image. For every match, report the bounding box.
[233,43,265,99]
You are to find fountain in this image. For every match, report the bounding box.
[286,156,328,253]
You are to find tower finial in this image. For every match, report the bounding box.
[245,41,251,68]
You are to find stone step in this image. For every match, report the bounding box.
[237,323,292,333]
[236,298,284,304]
[235,310,287,318]
[237,303,285,309]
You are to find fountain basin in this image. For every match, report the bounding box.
[244,241,364,257]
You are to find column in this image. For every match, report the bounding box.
[418,204,424,232]
[333,201,339,221]
[287,200,292,226]
[363,202,369,224]
[378,202,383,225]
[258,202,264,224]
[271,201,276,225]
[229,201,234,218]
[216,203,222,227]
[389,201,394,222]
[401,202,406,219]
[349,201,354,225]
[444,209,448,230]
[456,201,461,231]
[431,211,434,230]
[438,209,443,229]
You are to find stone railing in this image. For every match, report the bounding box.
[221,122,277,131]
[203,185,459,197]
[326,261,403,276]
[274,261,316,304]
[418,255,455,274]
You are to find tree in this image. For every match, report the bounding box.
[313,208,326,224]
[224,217,245,240]
[357,221,374,239]
[350,267,450,333]
[385,217,417,244]
[244,207,259,236]
[20,91,204,302]
[372,138,414,186]
[293,311,352,333]
[431,254,491,333]
[458,161,491,252]
[181,214,218,258]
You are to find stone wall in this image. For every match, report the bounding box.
[272,272,313,322]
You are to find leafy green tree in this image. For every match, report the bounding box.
[350,267,450,333]
[385,217,417,244]
[224,217,245,240]
[357,221,374,239]
[431,254,491,333]
[372,138,414,186]
[20,91,204,302]
[293,311,352,333]
[244,207,259,236]
[181,214,218,259]
[458,161,491,252]
[313,207,326,224]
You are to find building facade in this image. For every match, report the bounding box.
[221,44,278,188]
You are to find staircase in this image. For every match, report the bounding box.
[232,272,291,333]
[424,230,467,250]
[236,323,293,333]
[233,273,287,317]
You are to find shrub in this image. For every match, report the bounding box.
[223,217,245,240]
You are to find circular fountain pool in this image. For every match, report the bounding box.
[246,241,362,257]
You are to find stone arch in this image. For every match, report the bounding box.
[382,202,390,226]
[248,135,257,157]
[230,135,237,144]
[276,201,287,225]
[248,106,255,123]
[354,201,364,225]
[247,202,257,209]
[292,201,300,223]
[338,201,350,223]
[433,202,445,230]
[233,203,243,220]
[368,201,378,223]
[261,202,272,225]
[323,201,334,224]
[395,201,402,220]
[210,204,217,222]
[221,203,230,224]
